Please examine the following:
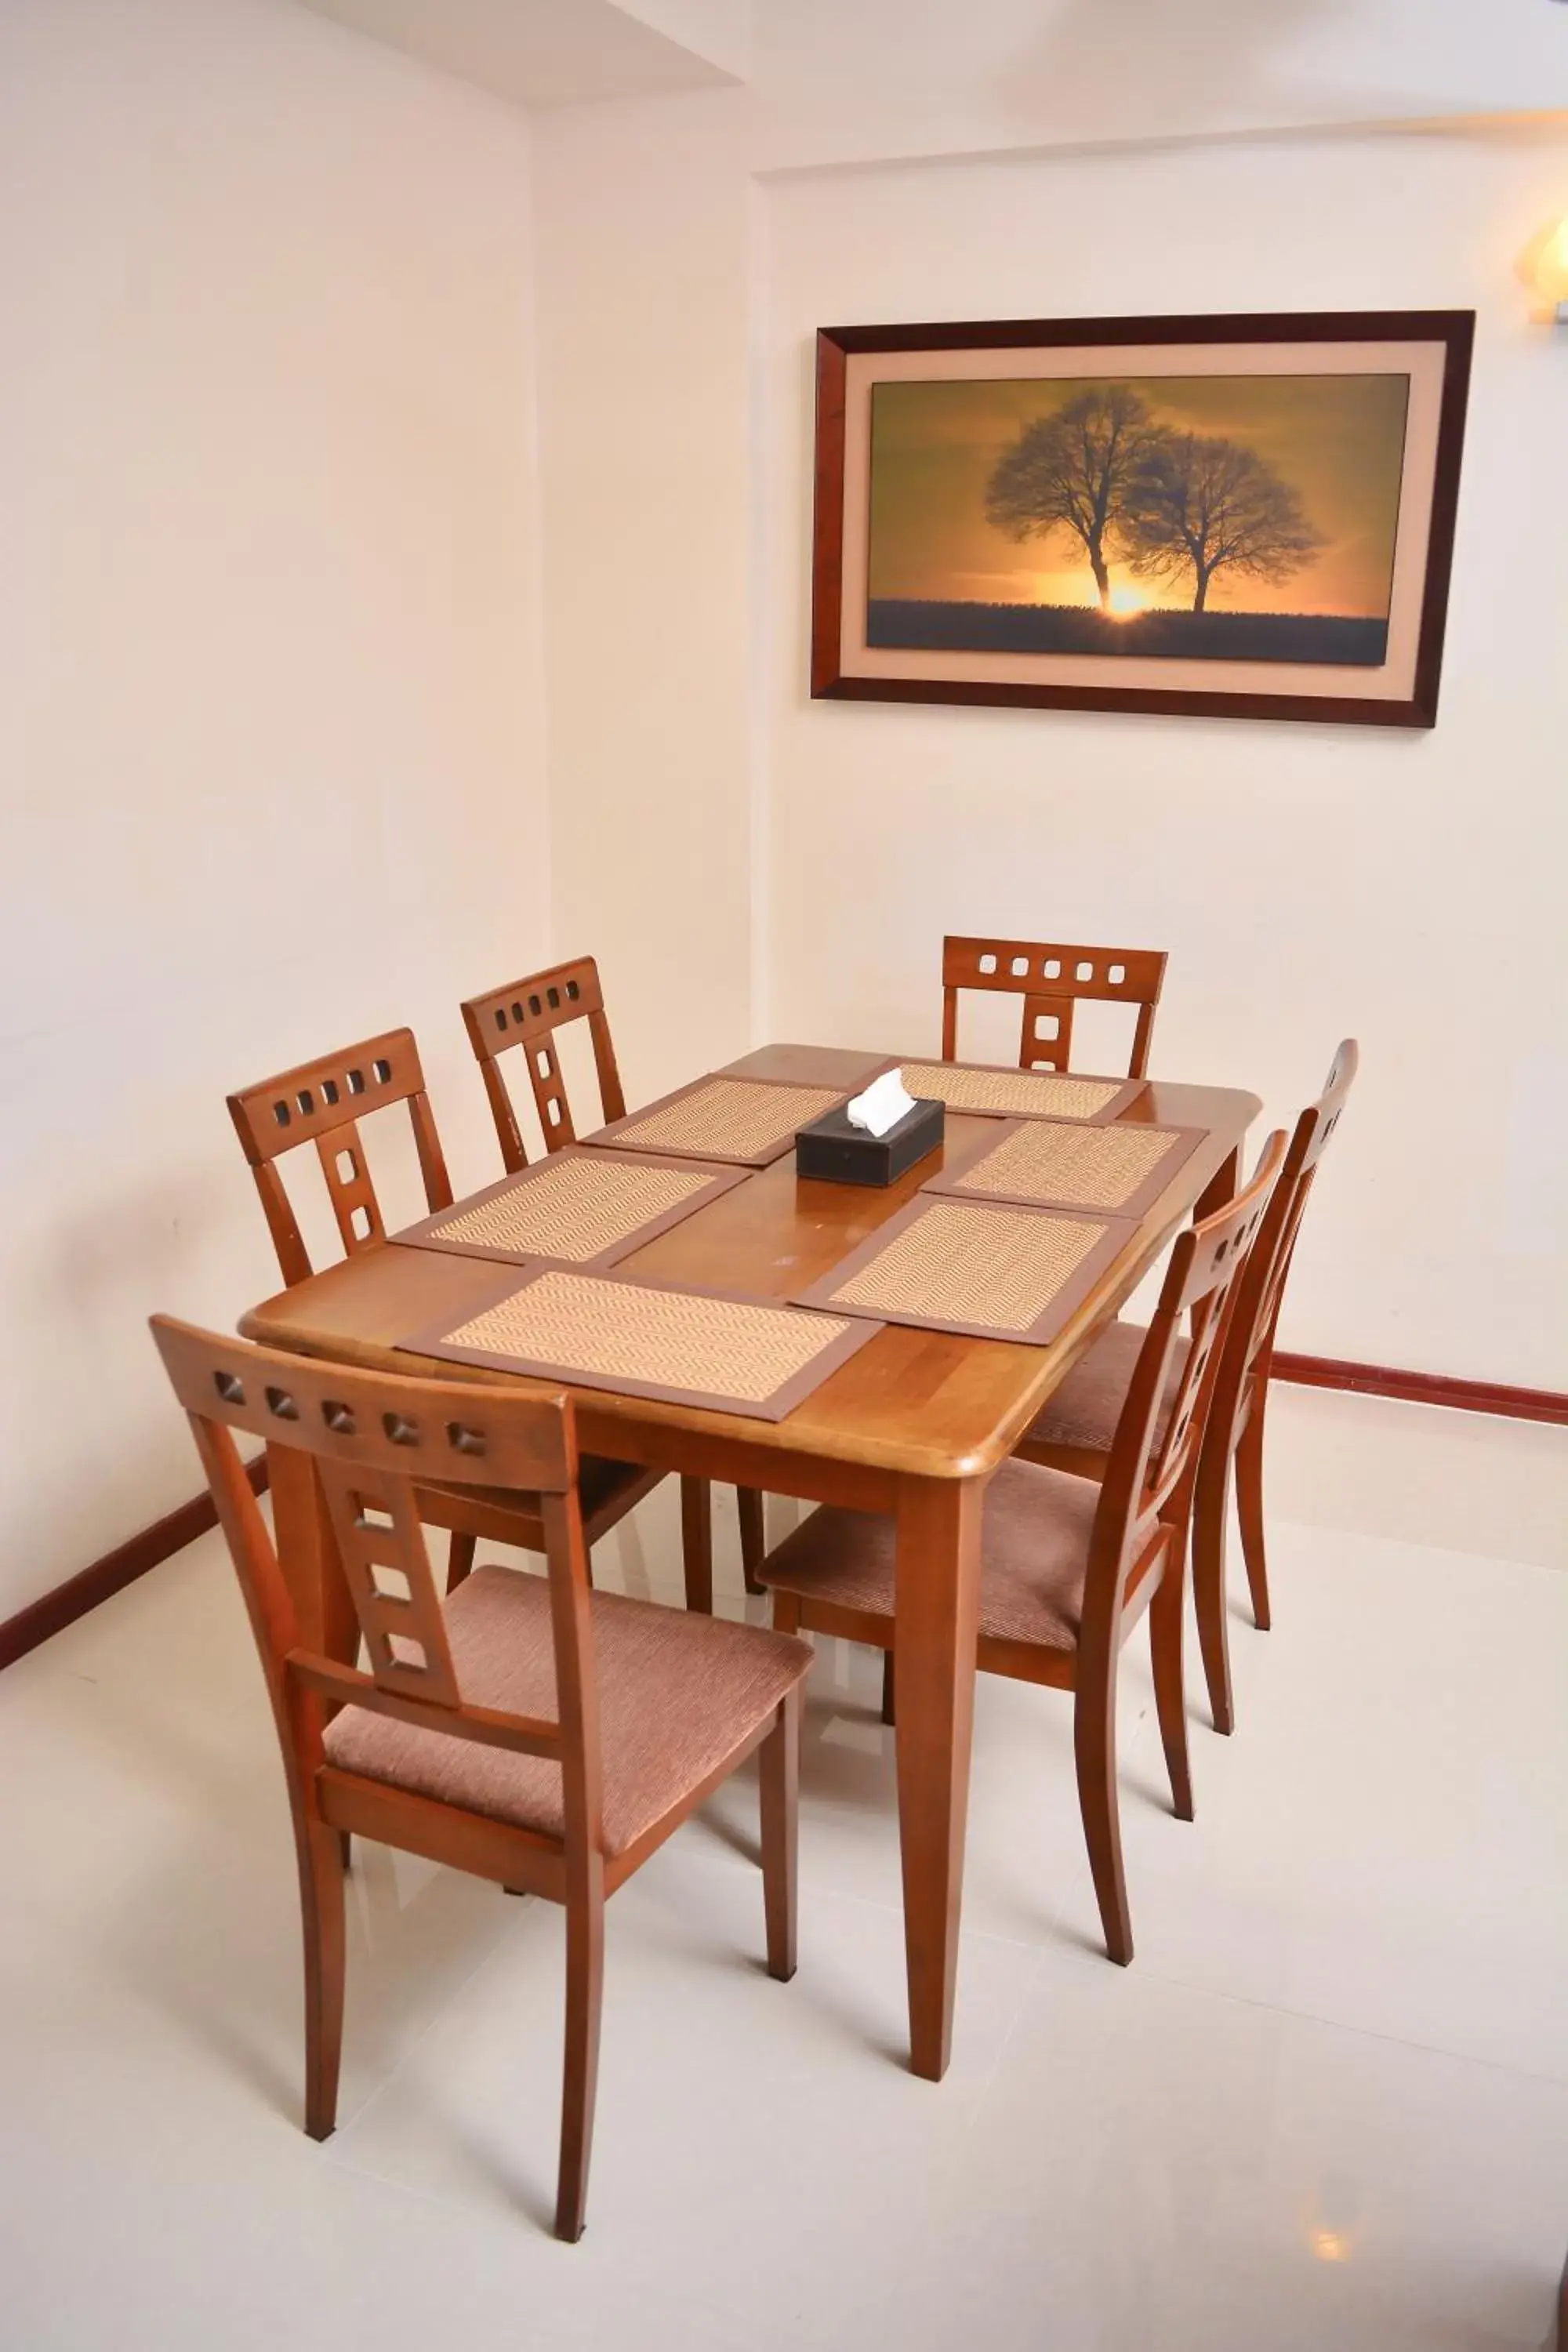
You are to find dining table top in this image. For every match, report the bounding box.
[239,1041,1261,1490]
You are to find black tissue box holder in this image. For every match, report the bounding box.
[795,1097,946,1189]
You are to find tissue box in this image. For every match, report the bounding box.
[794,1097,946,1188]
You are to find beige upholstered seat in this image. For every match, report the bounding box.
[1022,1322,1190,1457]
[325,1566,811,1857]
[762,1460,1160,1655]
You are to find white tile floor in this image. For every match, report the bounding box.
[2,1389,1565,2350]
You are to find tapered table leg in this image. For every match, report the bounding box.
[893,1472,985,2083]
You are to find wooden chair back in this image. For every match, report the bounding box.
[227,1029,452,1287]
[461,956,626,1169]
[941,935,1168,1079]
[149,1316,600,1849]
[1212,1037,1359,1421]
[1083,1128,1287,1639]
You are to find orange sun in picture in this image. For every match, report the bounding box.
[1107,584,1150,619]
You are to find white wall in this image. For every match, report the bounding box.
[535,91,1568,1390]
[0,0,550,1615]
[762,129,1568,1385]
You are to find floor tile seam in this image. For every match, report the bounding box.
[328,1900,543,2136]
[1122,1954,1568,2091]
[1267,1512,1568,1583]
[314,2127,763,2332]
[657,1830,1086,1963]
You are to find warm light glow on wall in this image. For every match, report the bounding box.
[1530,216,1568,319]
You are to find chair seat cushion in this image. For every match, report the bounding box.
[1022,1322,1189,1457]
[760,1458,1114,1654]
[321,1567,812,1857]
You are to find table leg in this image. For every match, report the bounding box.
[1194,1145,1241,1221]
[267,1442,356,1665]
[893,1473,985,2082]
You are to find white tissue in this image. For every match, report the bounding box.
[846,1068,916,1139]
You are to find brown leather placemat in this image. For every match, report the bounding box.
[399,1268,883,1421]
[923,1116,1207,1217]
[895,1061,1144,1123]
[586,1075,852,1167]
[393,1148,745,1271]
[792,1196,1135,1345]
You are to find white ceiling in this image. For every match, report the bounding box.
[288,0,745,108]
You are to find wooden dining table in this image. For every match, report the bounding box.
[240,1041,1260,2083]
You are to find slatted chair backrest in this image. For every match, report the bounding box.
[941,936,1168,1079]
[227,1029,452,1287]
[1079,1129,1287,1642]
[150,1318,600,1849]
[461,956,627,1170]
[1206,1039,1359,1449]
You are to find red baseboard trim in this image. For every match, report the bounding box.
[1272,1353,1568,1428]
[0,1457,268,1673]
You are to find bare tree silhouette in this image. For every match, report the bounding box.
[985,385,1161,611]
[1123,432,1323,612]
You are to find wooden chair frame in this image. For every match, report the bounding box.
[941,935,1168,1079]
[227,1029,662,1592]
[151,1317,801,2242]
[459,960,768,1596]
[227,1027,452,1289]
[1189,1039,1359,1733]
[768,1131,1284,1966]
[460,955,626,1168]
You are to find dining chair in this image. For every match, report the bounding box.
[758,1132,1286,1967]
[226,1028,662,1595]
[150,1318,811,2241]
[1017,1040,1358,1735]
[941,935,1168,1078]
[460,954,626,1167]
[460,957,769,1599]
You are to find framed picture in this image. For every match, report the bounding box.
[811,310,1473,729]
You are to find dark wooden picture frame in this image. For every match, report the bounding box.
[811,310,1473,729]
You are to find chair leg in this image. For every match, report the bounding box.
[1073,1664,1133,1967]
[447,1530,477,1592]
[1192,1436,1236,1738]
[737,1487,767,1597]
[555,1854,605,2245]
[299,1816,346,2142]
[769,1588,800,1637]
[1235,1397,1272,1633]
[1149,1537,1195,1823]
[880,1651,896,1728]
[758,1687,800,1982]
[679,1476,713,1615]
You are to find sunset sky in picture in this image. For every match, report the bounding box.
[866,372,1410,615]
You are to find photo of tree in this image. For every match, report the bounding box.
[866,372,1410,666]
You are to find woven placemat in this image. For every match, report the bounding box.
[896,1061,1142,1123]
[400,1268,883,1421]
[587,1076,850,1166]
[792,1196,1134,1345]
[924,1116,1207,1216]
[394,1149,745,1271]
